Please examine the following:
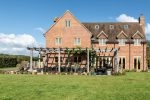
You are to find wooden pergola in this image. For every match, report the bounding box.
[27,47,120,73]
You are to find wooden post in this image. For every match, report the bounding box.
[58,48,61,73]
[30,49,33,71]
[38,49,41,68]
[44,52,48,72]
[87,49,89,73]
[114,49,119,73]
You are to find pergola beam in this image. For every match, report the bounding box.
[27,47,119,53]
[27,47,120,73]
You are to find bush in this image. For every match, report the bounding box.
[17,61,29,73]
[0,57,17,68]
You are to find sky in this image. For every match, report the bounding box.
[0,0,150,55]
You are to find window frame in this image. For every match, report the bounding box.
[74,37,81,45]
[119,56,126,69]
[133,39,141,46]
[134,56,141,70]
[65,20,71,27]
[118,39,126,46]
[55,37,62,45]
[99,38,107,46]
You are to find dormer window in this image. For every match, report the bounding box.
[65,20,71,27]
[99,39,107,46]
[134,39,141,46]
[118,39,126,46]
[124,25,128,29]
[95,25,99,29]
[109,25,114,29]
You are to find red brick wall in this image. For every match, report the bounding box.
[93,43,147,71]
[45,11,91,48]
[45,11,147,71]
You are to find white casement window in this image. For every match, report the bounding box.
[74,38,81,45]
[134,56,141,70]
[134,39,141,46]
[119,57,126,69]
[99,39,107,46]
[65,20,71,27]
[55,37,62,45]
[118,39,126,46]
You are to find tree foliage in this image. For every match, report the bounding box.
[0,54,38,68]
[147,40,150,68]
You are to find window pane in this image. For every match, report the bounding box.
[123,58,125,69]
[74,57,77,63]
[65,20,71,27]
[55,37,61,45]
[99,39,107,45]
[69,21,71,27]
[138,57,140,69]
[119,58,121,65]
[118,39,126,45]
[134,39,141,45]
[65,21,67,27]
[55,57,58,63]
[134,58,137,70]
[74,38,80,45]
[78,57,81,63]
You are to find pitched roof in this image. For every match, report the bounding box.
[82,22,146,42]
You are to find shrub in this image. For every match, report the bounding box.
[0,57,17,68]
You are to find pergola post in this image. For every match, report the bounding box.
[38,48,41,68]
[58,48,61,73]
[29,49,33,71]
[87,49,90,73]
[44,52,48,72]
[114,49,119,73]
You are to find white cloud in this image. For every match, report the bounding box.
[0,33,39,55]
[146,23,150,34]
[35,27,46,33]
[116,14,138,22]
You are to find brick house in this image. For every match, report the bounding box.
[42,10,147,72]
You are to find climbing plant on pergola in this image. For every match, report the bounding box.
[27,47,120,73]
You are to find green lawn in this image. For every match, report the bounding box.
[0,67,17,71]
[0,73,150,100]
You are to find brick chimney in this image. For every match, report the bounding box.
[139,15,145,33]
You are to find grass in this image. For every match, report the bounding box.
[0,72,150,100]
[0,67,17,71]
